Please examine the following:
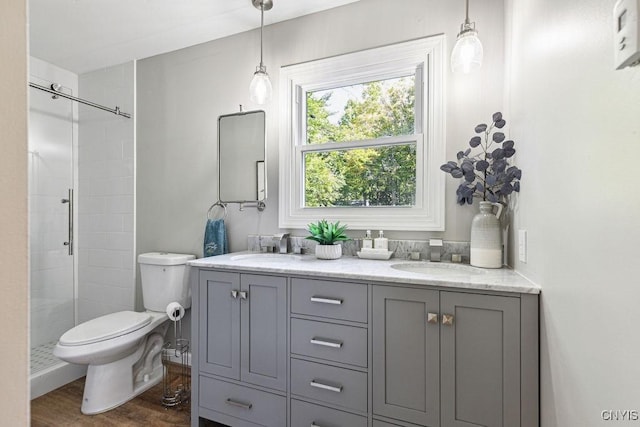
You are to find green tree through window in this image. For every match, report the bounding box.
[304,78,416,207]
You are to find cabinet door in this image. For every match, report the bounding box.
[441,292,520,427]
[240,274,287,391]
[372,286,440,426]
[199,270,240,380]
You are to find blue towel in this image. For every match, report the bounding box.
[203,218,228,257]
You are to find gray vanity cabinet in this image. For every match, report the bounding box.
[440,291,520,427]
[372,286,440,426]
[199,270,287,391]
[199,271,241,380]
[192,264,538,427]
[373,286,528,427]
[196,270,287,427]
[239,273,288,391]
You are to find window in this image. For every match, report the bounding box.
[279,36,445,230]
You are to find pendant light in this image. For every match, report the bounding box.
[249,0,273,105]
[451,0,483,74]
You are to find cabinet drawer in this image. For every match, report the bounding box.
[198,376,285,427]
[291,278,367,323]
[290,358,367,413]
[291,399,367,427]
[291,318,368,367]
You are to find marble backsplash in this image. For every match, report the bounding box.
[247,234,471,263]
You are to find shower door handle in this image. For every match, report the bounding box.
[61,188,73,256]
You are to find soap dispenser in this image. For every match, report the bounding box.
[374,230,388,250]
[362,230,373,249]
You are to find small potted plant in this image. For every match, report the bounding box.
[306,220,349,260]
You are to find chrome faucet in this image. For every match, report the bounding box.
[274,233,289,254]
[429,239,443,262]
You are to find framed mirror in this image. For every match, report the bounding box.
[218,110,266,203]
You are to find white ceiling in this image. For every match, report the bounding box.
[29,0,359,75]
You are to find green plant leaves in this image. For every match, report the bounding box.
[306,220,349,245]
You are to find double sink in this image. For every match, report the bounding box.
[228,252,487,276]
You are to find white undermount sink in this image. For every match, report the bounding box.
[229,253,302,262]
[390,262,488,276]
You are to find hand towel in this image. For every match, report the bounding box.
[203,218,228,257]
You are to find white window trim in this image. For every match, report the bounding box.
[279,35,446,231]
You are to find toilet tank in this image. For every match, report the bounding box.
[138,252,195,312]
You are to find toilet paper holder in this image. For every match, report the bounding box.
[161,302,190,410]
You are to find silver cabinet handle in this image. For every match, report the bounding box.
[311,423,324,427]
[310,380,343,393]
[427,312,439,324]
[310,337,343,348]
[231,290,238,299]
[310,296,343,305]
[225,398,252,409]
[239,291,248,300]
[442,313,455,326]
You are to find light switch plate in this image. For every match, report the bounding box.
[518,229,527,263]
[614,0,640,69]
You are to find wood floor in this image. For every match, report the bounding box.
[31,377,196,427]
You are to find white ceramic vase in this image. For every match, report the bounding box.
[315,244,342,260]
[470,201,503,268]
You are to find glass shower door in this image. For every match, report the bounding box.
[29,79,75,375]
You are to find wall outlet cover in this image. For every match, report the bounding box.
[518,229,527,263]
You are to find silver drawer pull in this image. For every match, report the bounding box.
[310,337,343,348]
[310,380,343,393]
[311,423,324,427]
[225,398,253,409]
[310,296,343,305]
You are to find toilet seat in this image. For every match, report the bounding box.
[59,311,152,346]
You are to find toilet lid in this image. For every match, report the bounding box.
[59,311,152,346]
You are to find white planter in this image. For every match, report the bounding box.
[315,244,342,260]
[470,201,503,268]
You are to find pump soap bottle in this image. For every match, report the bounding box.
[374,230,388,250]
[362,230,373,249]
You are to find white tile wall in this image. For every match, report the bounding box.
[78,61,135,323]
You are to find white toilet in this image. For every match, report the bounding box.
[53,252,195,415]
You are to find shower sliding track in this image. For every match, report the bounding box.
[28,82,131,118]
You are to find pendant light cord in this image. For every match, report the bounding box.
[464,0,470,25]
[259,2,265,68]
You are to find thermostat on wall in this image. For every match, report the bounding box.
[614,0,640,69]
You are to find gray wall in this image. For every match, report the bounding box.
[136,0,507,259]
[78,61,136,322]
[506,0,640,425]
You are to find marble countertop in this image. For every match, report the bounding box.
[189,252,541,295]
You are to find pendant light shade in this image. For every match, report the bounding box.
[250,65,272,105]
[250,0,273,105]
[451,0,483,74]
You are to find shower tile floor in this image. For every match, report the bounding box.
[31,341,60,375]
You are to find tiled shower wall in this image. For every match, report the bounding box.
[77,62,135,323]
